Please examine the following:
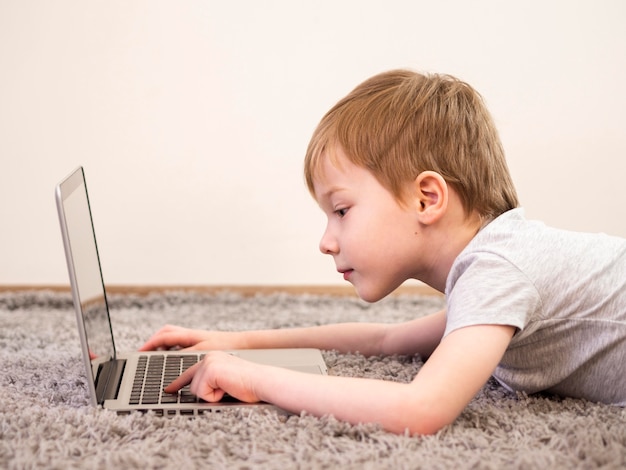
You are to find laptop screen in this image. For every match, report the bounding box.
[56,168,116,366]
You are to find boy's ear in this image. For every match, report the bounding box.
[413,171,448,225]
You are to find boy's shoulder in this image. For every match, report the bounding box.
[445,207,626,312]
[464,208,625,260]
[443,208,626,356]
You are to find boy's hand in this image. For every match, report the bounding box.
[164,351,261,403]
[139,325,241,352]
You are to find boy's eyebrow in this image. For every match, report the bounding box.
[318,186,347,201]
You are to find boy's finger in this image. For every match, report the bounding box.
[139,332,190,351]
[163,362,199,393]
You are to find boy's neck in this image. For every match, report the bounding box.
[419,198,484,293]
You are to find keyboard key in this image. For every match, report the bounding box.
[130,354,202,406]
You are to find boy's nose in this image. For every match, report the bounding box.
[319,228,339,255]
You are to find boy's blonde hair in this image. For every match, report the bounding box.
[304,69,519,220]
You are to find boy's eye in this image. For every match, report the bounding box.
[335,207,349,218]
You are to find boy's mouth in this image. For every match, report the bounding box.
[339,269,354,281]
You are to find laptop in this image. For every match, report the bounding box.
[55,166,328,416]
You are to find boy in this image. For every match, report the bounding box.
[141,70,626,435]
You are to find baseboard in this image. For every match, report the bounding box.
[0,284,442,297]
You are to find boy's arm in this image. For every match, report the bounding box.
[140,309,447,358]
[167,322,515,435]
[380,308,446,358]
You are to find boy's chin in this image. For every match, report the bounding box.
[353,283,395,303]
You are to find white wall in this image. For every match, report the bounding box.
[1,0,625,286]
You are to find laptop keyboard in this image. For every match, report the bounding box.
[130,354,205,406]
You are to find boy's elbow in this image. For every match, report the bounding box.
[391,413,452,436]
[405,413,452,436]
[386,391,460,436]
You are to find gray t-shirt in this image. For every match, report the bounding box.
[444,208,626,405]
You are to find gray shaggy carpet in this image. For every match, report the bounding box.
[1,290,625,469]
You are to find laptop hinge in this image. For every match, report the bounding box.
[95,358,126,404]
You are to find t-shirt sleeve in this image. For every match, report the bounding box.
[444,251,542,338]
